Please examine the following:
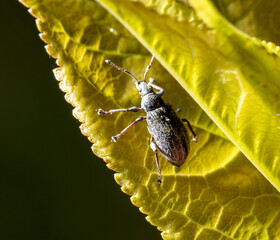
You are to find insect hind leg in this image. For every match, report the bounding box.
[150,137,162,184]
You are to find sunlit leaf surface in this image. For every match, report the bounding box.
[19,0,280,239]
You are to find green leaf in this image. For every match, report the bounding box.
[19,0,280,239]
[211,0,280,46]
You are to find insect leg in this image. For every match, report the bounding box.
[148,78,164,96]
[182,118,197,142]
[96,106,144,115]
[150,137,162,184]
[111,116,146,142]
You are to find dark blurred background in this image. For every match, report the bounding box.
[0,1,161,239]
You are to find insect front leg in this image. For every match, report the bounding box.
[182,118,197,142]
[96,106,144,115]
[148,77,164,96]
[111,116,146,142]
[150,137,162,184]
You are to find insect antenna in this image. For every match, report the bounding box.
[105,60,139,83]
[143,55,154,82]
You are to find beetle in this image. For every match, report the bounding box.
[96,56,197,184]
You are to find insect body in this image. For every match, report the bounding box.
[97,56,197,184]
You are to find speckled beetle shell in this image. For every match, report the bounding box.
[146,103,190,166]
[137,80,190,166]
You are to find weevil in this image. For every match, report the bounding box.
[96,56,197,184]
